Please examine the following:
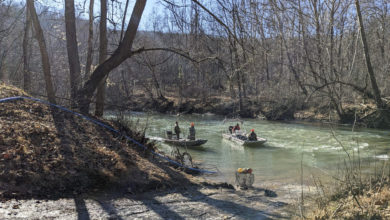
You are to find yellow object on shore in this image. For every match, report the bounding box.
[237,168,253,173]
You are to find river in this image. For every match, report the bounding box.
[106,112,390,189]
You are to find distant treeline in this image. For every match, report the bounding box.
[1,0,390,126]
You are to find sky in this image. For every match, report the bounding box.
[12,0,163,31]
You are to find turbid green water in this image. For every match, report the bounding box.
[107,112,390,187]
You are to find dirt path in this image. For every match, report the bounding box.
[0,184,293,219]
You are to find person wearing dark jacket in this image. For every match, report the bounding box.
[174,121,181,139]
[188,122,196,140]
[248,129,257,141]
[228,126,234,134]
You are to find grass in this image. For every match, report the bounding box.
[295,126,390,219]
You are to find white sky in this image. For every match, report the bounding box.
[11,0,163,30]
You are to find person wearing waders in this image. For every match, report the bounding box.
[188,122,196,140]
[174,121,181,139]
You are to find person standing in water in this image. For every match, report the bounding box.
[174,121,181,139]
[188,122,196,140]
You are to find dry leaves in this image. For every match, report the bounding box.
[0,84,192,199]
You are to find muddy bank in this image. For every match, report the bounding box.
[110,95,390,128]
[111,95,301,119]
[0,182,293,219]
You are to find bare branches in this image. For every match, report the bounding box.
[132,47,216,64]
[305,81,375,103]
[77,0,147,113]
[190,0,242,45]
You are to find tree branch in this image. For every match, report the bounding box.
[132,47,216,63]
[305,80,375,103]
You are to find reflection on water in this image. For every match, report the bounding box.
[106,111,390,186]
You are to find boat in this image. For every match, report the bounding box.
[163,138,208,147]
[222,118,267,147]
[162,130,207,147]
[222,133,266,147]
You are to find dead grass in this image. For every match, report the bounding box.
[308,179,390,219]
[297,131,390,220]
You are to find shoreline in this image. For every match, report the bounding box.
[0,84,295,219]
[106,94,388,128]
[0,179,294,219]
[1,84,388,219]
[107,108,368,131]
[121,93,390,129]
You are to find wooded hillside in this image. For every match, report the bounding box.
[1,0,390,127]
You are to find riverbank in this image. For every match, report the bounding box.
[113,94,390,128]
[0,182,293,219]
[0,84,295,219]
[0,84,199,199]
[303,176,390,219]
[2,83,390,219]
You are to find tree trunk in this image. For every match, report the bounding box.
[355,0,384,109]
[95,0,108,117]
[77,0,146,114]
[27,0,56,104]
[65,0,82,107]
[120,0,130,43]
[23,5,31,92]
[85,0,94,79]
[231,6,243,112]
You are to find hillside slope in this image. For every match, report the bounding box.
[0,84,193,199]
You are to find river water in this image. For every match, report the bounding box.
[107,112,390,188]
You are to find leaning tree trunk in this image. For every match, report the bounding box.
[119,0,130,43]
[77,0,146,114]
[355,0,383,109]
[27,0,56,104]
[95,0,108,117]
[65,0,82,107]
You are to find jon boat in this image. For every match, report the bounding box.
[163,130,207,147]
[222,133,267,147]
[222,118,267,147]
[163,138,208,147]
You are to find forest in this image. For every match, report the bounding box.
[2,1,390,219]
[1,0,390,127]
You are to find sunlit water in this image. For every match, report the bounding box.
[106,112,390,187]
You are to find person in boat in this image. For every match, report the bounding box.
[188,122,196,140]
[228,126,234,134]
[248,129,257,141]
[232,123,241,133]
[174,121,181,139]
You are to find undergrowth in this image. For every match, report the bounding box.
[295,127,390,219]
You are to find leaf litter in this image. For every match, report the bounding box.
[0,84,195,199]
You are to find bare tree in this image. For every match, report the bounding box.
[22,5,31,92]
[65,0,82,107]
[77,0,147,113]
[27,0,56,104]
[355,0,383,109]
[85,0,94,79]
[94,0,108,117]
